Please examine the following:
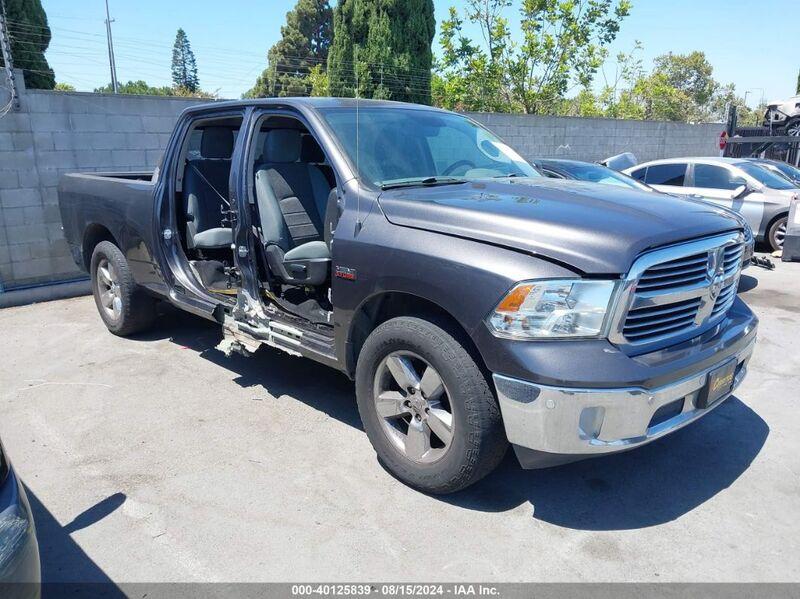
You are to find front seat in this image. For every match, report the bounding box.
[183,127,234,250]
[254,129,332,286]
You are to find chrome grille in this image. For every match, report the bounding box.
[622,297,702,341]
[636,252,708,292]
[610,232,746,350]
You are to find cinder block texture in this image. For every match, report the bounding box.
[0,73,206,289]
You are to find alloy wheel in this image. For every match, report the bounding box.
[372,351,454,464]
[775,220,787,248]
[96,258,123,320]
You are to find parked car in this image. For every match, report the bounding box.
[624,157,797,250]
[538,159,757,245]
[0,438,40,598]
[745,158,800,186]
[58,99,758,493]
[763,96,800,135]
[531,158,654,191]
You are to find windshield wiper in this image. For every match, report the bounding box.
[380,176,466,191]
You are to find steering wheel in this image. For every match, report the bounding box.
[442,160,476,176]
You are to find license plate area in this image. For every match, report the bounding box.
[698,359,737,409]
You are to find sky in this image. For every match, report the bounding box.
[36,0,798,106]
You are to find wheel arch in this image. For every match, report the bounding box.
[82,224,119,271]
[345,291,487,380]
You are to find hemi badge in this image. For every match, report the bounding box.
[335,266,357,281]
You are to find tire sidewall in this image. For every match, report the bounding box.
[355,317,501,492]
[769,216,788,251]
[90,241,155,336]
[91,242,125,332]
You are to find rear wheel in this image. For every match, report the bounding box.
[355,316,507,494]
[768,215,788,251]
[90,241,156,336]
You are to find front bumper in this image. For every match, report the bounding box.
[493,310,757,469]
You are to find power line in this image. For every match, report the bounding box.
[0,0,20,114]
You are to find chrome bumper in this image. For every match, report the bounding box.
[494,337,756,466]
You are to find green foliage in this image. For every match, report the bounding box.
[0,0,55,89]
[94,80,174,96]
[796,68,800,95]
[54,82,75,92]
[435,0,631,114]
[171,28,199,92]
[246,0,333,98]
[93,79,215,98]
[563,45,754,124]
[327,0,436,104]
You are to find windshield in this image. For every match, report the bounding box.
[764,160,800,182]
[556,162,652,191]
[739,162,796,190]
[319,107,540,187]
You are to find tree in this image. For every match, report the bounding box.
[94,80,174,96]
[796,68,799,95]
[0,0,55,89]
[54,82,75,92]
[246,0,333,98]
[327,0,436,104]
[435,0,631,114]
[651,51,717,121]
[171,28,199,92]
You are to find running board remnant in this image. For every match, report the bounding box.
[217,317,304,359]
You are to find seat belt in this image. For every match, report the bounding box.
[188,162,231,208]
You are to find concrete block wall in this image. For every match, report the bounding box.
[0,71,207,291]
[467,113,723,164]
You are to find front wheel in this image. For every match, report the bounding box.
[90,241,156,336]
[355,317,508,494]
[768,216,788,251]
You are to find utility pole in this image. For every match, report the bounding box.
[0,0,20,111]
[104,0,118,93]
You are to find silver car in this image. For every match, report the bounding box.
[624,157,797,250]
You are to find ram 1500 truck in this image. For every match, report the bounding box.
[58,99,758,494]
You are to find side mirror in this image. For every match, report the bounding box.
[732,184,749,199]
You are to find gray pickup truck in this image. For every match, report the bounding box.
[58,99,758,493]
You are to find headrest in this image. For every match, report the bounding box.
[300,134,325,163]
[264,129,302,163]
[201,127,234,159]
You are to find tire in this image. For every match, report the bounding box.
[785,118,800,137]
[355,316,508,494]
[90,241,156,336]
[767,215,788,251]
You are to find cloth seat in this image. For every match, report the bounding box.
[183,127,234,250]
[254,129,333,285]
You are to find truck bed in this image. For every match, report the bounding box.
[57,171,160,278]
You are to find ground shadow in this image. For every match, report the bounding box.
[127,306,769,531]
[129,305,362,429]
[442,397,768,529]
[27,488,126,597]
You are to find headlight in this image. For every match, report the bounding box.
[487,279,617,339]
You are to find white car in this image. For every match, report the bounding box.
[763,96,800,135]
[624,157,797,250]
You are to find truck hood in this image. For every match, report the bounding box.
[378,178,743,274]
